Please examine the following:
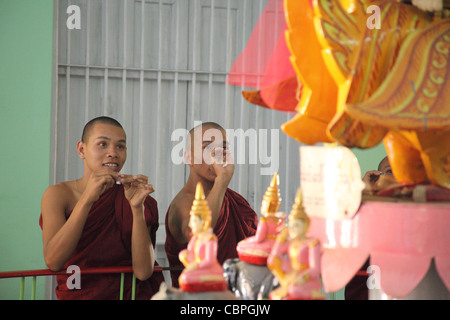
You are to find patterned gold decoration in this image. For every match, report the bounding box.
[190,182,212,230]
[261,173,282,216]
[283,0,450,188]
[289,188,310,226]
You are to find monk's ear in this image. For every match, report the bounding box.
[76,140,86,159]
[184,150,193,167]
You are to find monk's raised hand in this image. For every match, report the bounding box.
[210,147,234,183]
[119,174,155,209]
[362,170,383,191]
[84,169,118,204]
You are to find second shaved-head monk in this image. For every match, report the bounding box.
[165,122,258,287]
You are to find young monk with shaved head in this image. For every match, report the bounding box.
[165,122,258,287]
[40,116,163,299]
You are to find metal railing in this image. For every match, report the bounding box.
[1,266,365,300]
[0,266,167,300]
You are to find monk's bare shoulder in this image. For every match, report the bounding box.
[169,190,194,224]
[43,181,74,199]
[41,181,77,216]
[167,189,195,243]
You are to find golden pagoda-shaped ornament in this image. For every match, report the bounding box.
[237,173,286,265]
[178,182,227,292]
[267,188,324,300]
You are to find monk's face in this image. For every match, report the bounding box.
[77,123,127,174]
[188,126,230,182]
[378,157,395,180]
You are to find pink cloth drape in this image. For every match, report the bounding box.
[227,0,302,112]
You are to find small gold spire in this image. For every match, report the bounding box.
[195,181,206,200]
[261,172,282,216]
[289,188,310,225]
[190,183,211,217]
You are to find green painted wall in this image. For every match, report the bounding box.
[352,143,387,177]
[0,0,54,299]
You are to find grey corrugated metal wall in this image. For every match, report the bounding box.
[51,0,301,287]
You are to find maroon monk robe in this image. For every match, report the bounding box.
[165,188,258,287]
[39,184,164,300]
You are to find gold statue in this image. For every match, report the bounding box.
[178,182,227,292]
[267,188,324,300]
[236,173,285,265]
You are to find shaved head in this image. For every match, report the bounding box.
[184,122,230,166]
[81,116,125,143]
[186,122,225,151]
[377,156,390,171]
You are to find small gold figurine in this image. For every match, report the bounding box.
[237,173,285,265]
[178,182,227,292]
[267,188,324,300]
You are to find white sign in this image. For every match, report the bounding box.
[300,145,365,220]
